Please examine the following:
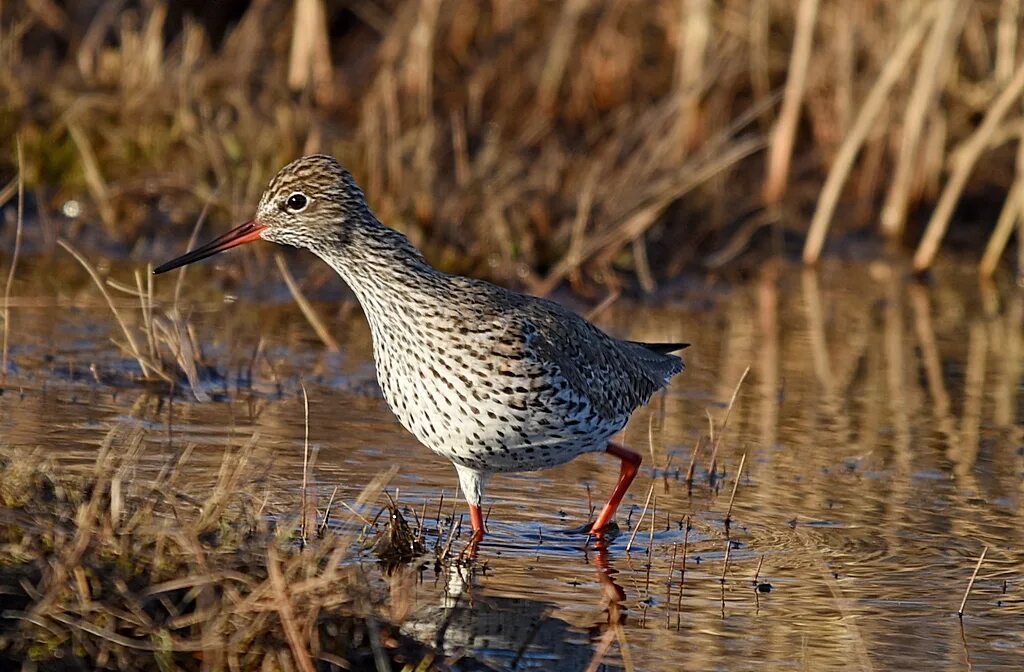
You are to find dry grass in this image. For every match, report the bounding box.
[56,237,215,399]
[2,1,1022,288]
[0,431,482,671]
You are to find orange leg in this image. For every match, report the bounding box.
[590,443,642,534]
[468,503,486,541]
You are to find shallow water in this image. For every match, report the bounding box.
[1,256,1022,671]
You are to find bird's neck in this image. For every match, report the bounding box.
[312,217,444,318]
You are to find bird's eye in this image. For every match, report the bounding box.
[285,192,308,212]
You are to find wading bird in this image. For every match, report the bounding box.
[155,155,687,543]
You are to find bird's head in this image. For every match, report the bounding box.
[154,154,370,274]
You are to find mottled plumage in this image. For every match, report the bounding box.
[155,154,688,541]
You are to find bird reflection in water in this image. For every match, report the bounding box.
[399,543,628,670]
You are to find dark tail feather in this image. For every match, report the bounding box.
[632,341,690,355]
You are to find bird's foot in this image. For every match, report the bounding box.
[564,520,621,538]
[588,521,621,540]
[456,531,483,564]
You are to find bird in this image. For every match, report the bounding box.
[154,155,687,543]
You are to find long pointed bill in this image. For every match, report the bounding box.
[153,220,268,274]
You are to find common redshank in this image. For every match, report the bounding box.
[155,155,687,542]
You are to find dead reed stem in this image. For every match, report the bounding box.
[535,135,764,295]
[300,382,311,544]
[266,546,317,672]
[173,195,214,309]
[647,410,657,463]
[708,365,750,477]
[996,0,1021,84]
[724,453,746,528]
[881,0,963,238]
[958,546,988,618]
[67,123,116,234]
[675,0,711,155]
[685,435,701,484]
[762,0,819,204]
[287,0,334,104]
[914,57,1024,272]
[980,177,1023,277]
[1019,196,1024,285]
[57,239,162,380]
[982,127,1024,277]
[538,0,587,113]
[318,484,340,536]
[677,516,690,620]
[625,483,655,554]
[804,5,935,264]
[584,289,620,322]
[1,136,24,381]
[275,253,341,353]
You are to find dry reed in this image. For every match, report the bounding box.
[0,137,23,381]
[0,443,461,670]
[958,546,988,618]
[707,365,750,477]
[3,1,1021,287]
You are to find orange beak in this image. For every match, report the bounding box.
[153,220,268,274]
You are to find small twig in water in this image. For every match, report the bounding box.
[958,546,988,619]
[677,516,690,627]
[435,491,445,528]
[339,500,374,527]
[720,541,732,585]
[416,498,429,543]
[625,483,655,554]
[173,193,216,309]
[725,453,747,531]
[299,382,311,545]
[685,436,701,485]
[708,366,750,477]
[317,484,340,536]
[647,411,656,462]
[643,496,656,597]
[59,239,166,381]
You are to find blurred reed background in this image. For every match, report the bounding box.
[2,0,1023,290]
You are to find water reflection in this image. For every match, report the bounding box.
[400,557,623,670]
[1,258,1022,670]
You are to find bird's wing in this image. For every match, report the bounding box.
[519,301,670,420]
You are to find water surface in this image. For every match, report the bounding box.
[1,257,1022,671]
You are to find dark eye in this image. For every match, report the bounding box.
[285,192,308,211]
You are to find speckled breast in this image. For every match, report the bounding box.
[366,320,624,474]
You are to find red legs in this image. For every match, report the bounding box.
[454,465,487,548]
[589,442,642,535]
[456,503,485,563]
[468,503,486,542]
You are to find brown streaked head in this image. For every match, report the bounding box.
[153,154,370,274]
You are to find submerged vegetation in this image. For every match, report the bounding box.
[2,0,1024,289]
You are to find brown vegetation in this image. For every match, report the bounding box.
[0,431,486,671]
[2,1,1023,290]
